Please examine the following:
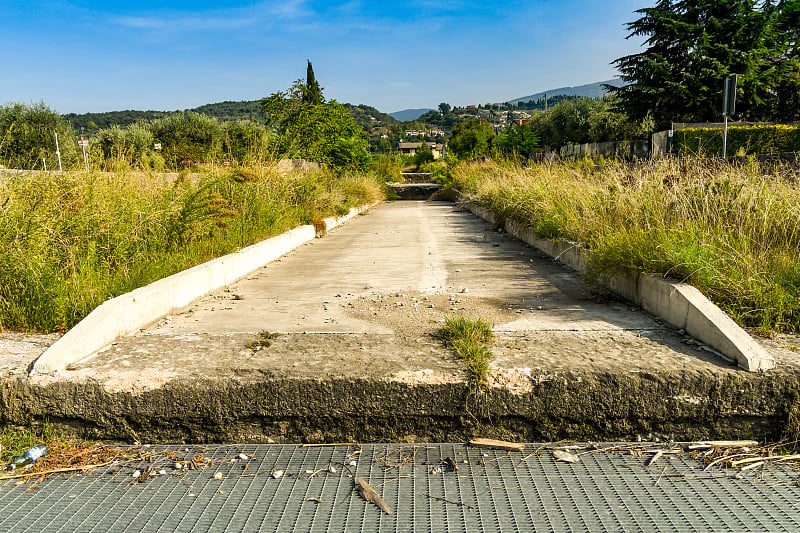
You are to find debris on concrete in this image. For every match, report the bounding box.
[553,450,580,463]
[355,477,392,515]
[469,438,525,452]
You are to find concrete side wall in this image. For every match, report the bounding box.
[464,201,775,372]
[31,205,374,375]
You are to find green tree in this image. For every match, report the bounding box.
[302,60,323,105]
[610,0,792,127]
[149,112,224,169]
[413,141,435,166]
[496,124,540,158]
[449,120,496,159]
[260,66,370,169]
[0,101,79,170]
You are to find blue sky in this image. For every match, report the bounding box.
[1,1,649,114]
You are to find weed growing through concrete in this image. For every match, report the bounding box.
[440,316,493,386]
[246,330,281,351]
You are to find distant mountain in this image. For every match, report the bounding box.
[64,99,398,132]
[389,108,434,122]
[509,79,622,104]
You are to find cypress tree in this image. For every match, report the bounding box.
[302,60,323,105]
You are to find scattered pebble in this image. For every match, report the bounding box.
[272,470,284,479]
[174,462,183,470]
[238,453,249,460]
[349,460,357,467]
[328,465,337,474]
[158,469,167,475]
[460,288,469,293]
[132,470,141,479]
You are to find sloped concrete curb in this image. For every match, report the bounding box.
[30,204,376,375]
[464,202,775,372]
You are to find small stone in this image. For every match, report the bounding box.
[349,460,357,467]
[213,472,223,480]
[233,294,244,300]
[328,465,337,474]
[272,470,284,479]
[460,288,469,293]
[305,470,314,474]
[158,469,167,475]
[174,462,183,470]
[239,453,249,460]
[132,470,141,478]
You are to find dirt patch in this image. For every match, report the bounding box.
[345,290,521,338]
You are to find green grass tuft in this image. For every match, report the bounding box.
[440,316,494,386]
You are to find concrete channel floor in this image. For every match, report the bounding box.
[30,200,795,388]
[0,442,798,532]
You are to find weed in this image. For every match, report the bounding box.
[440,316,494,386]
[247,330,281,350]
[0,166,384,332]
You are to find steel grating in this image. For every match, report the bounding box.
[0,443,798,532]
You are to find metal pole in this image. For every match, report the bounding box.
[723,114,728,159]
[42,157,47,172]
[54,131,62,172]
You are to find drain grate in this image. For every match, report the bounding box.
[0,443,797,532]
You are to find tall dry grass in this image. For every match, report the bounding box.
[0,166,383,333]
[453,158,800,333]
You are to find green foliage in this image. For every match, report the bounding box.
[529,97,650,150]
[0,167,384,332]
[673,124,800,156]
[95,123,155,170]
[449,120,496,159]
[149,112,225,169]
[413,141,435,166]
[611,0,800,127]
[370,154,405,183]
[496,124,540,158]
[0,102,79,170]
[260,67,370,169]
[222,121,273,163]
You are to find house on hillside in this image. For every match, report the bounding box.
[399,142,445,159]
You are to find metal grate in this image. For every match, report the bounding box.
[0,443,798,532]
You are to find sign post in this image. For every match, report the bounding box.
[78,139,89,172]
[722,74,737,159]
[54,131,63,172]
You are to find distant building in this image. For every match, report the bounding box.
[399,142,445,159]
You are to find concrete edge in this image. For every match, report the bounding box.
[30,203,377,375]
[462,200,775,372]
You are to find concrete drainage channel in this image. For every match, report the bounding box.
[3,198,800,445]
